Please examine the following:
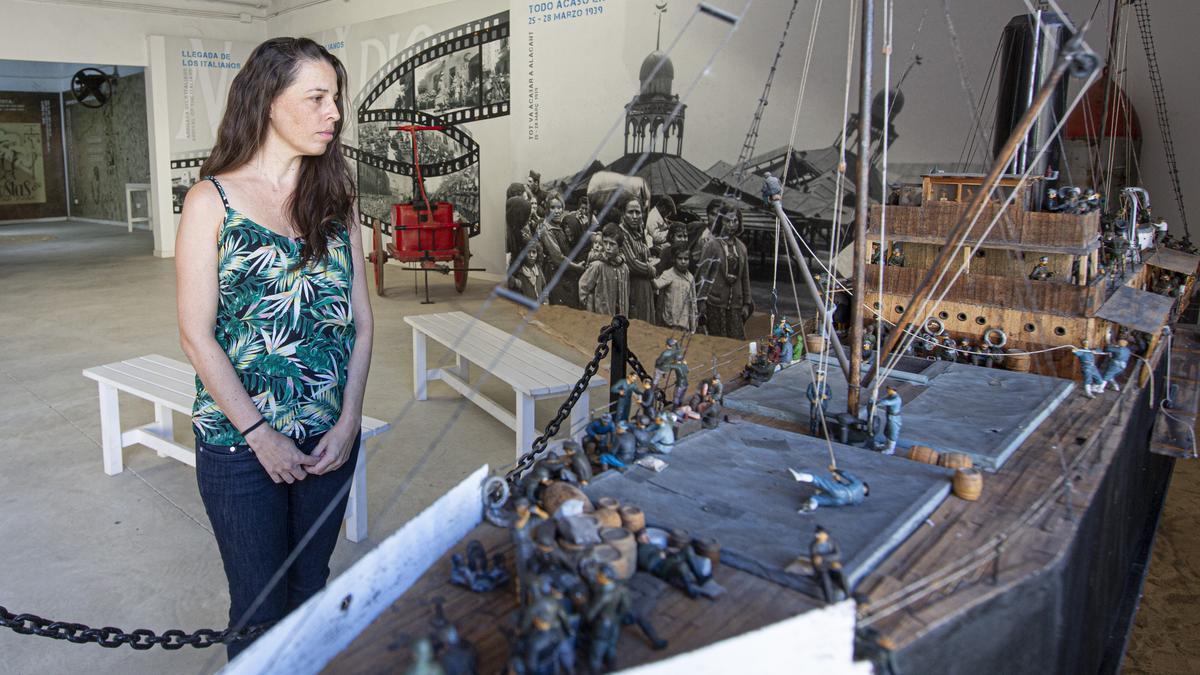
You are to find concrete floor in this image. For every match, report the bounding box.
[0,220,590,673]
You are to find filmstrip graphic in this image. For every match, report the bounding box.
[354,10,510,116]
[169,152,210,213]
[357,211,481,239]
[347,109,479,178]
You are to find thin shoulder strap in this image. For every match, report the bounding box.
[205,176,231,210]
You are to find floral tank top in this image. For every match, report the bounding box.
[192,176,356,445]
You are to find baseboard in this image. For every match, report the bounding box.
[68,217,136,228]
[0,216,69,225]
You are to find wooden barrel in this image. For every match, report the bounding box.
[601,528,637,580]
[938,452,974,470]
[805,334,826,354]
[953,468,983,501]
[619,505,645,533]
[594,497,622,528]
[1005,349,1031,372]
[907,445,940,465]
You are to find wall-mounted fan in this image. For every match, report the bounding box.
[71,68,115,108]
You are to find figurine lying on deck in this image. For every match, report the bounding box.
[450,539,510,593]
[789,467,870,513]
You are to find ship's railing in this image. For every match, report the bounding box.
[866,264,1108,317]
[869,204,1100,250]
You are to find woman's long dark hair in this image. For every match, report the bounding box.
[200,37,353,264]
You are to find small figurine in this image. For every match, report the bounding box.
[636,532,718,599]
[632,415,655,452]
[435,623,479,675]
[869,242,882,265]
[508,602,574,675]
[1072,338,1104,399]
[760,171,783,205]
[610,373,640,422]
[809,525,849,603]
[511,498,548,601]
[886,243,905,267]
[648,412,677,453]
[635,378,658,420]
[582,563,667,672]
[653,338,683,385]
[1098,338,1132,393]
[684,379,723,429]
[450,539,510,592]
[807,372,831,436]
[1028,255,1054,281]
[876,386,903,455]
[406,637,447,675]
[584,413,616,457]
[742,351,775,386]
[518,465,553,505]
[611,421,638,465]
[774,318,795,363]
[789,468,871,512]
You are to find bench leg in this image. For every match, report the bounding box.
[571,391,590,444]
[413,327,428,401]
[454,353,470,381]
[344,440,368,543]
[97,383,124,475]
[154,403,175,457]
[515,392,536,461]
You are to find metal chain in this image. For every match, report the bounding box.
[505,317,626,484]
[0,605,268,650]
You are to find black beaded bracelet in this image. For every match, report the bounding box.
[240,417,268,437]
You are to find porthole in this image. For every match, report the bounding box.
[956,312,968,322]
[1054,326,1066,336]
[938,311,949,320]
[1024,323,1037,333]
[975,316,987,326]
[976,250,987,258]
[873,301,881,309]
[895,305,905,314]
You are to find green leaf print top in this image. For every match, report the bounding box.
[192,177,356,446]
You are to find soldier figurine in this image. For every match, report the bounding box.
[789,467,871,512]
[653,338,683,386]
[1073,338,1104,399]
[886,243,905,267]
[610,373,641,422]
[612,421,638,465]
[876,386,903,455]
[1029,255,1053,281]
[807,372,831,436]
[435,624,478,675]
[510,498,548,602]
[743,351,775,386]
[648,412,677,453]
[869,242,883,265]
[809,526,850,603]
[1098,338,1132,393]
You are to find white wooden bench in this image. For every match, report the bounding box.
[82,354,389,542]
[404,311,607,459]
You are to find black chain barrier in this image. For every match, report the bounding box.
[504,316,661,485]
[0,605,269,650]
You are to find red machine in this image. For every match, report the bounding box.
[368,124,473,301]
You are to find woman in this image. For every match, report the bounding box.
[175,37,373,658]
[613,192,656,323]
[539,192,585,308]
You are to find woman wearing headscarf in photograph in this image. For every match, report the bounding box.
[612,191,656,323]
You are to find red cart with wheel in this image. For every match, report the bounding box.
[367,124,476,301]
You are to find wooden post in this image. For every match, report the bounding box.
[848,0,874,415]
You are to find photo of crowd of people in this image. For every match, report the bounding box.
[481,38,509,105]
[415,49,482,114]
[506,170,754,339]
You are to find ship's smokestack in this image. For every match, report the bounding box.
[992,10,1072,193]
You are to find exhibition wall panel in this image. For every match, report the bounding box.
[0,90,66,221]
[65,72,151,224]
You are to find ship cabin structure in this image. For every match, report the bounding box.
[867,172,1197,378]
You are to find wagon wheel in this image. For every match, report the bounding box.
[453,226,470,293]
[371,220,386,296]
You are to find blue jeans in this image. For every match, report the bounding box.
[195,429,360,659]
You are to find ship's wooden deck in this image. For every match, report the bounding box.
[322,329,1182,671]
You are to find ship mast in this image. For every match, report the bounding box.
[847,0,874,415]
